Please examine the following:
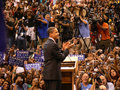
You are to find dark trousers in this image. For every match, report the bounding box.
[98,39,110,52]
[17,39,26,50]
[44,80,61,90]
[8,37,15,48]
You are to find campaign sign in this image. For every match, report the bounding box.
[0,52,4,65]
[8,57,24,67]
[34,54,44,65]
[64,54,85,62]
[78,55,85,61]
[25,63,41,70]
[16,51,29,60]
[41,50,44,56]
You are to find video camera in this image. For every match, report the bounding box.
[89,16,102,32]
[73,6,85,23]
[74,16,82,23]
[57,15,64,21]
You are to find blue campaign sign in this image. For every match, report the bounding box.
[78,55,85,61]
[65,54,85,61]
[16,51,29,60]
[0,52,4,65]
[25,63,41,70]
[41,50,44,56]
[34,54,44,65]
[8,57,24,67]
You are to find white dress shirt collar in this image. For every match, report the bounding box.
[49,37,56,43]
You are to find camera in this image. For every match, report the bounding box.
[95,77,102,88]
[56,15,64,21]
[74,16,81,22]
[96,77,102,84]
[18,21,23,26]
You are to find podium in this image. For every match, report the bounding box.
[61,55,82,90]
[61,62,76,90]
[61,55,79,90]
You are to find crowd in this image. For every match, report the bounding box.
[75,47,120,90]
[0,0,120,90]
[0,44,45,90]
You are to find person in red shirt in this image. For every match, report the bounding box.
[97,17,111,51]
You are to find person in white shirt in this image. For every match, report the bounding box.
[100,75,115,90]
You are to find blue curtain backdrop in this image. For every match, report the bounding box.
[0,0,7,52]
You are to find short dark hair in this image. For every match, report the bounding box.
[47,27,56,36]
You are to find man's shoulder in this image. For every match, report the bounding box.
[79,19,88,25]
[44,39,55,47]
[84,19,88,22]
[44,18,48,22]
[47,39,54,43]
[103,22,109,26]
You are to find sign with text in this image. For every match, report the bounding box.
[16,51,29,60]
[78,55,85,61]
[34,54,44,65]
[64,54,85,62]
[8,57,24,67]
[25,63,41,70]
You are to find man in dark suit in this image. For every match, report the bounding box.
[43,27,74,90]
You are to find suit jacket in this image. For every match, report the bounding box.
[43,38,69,80]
